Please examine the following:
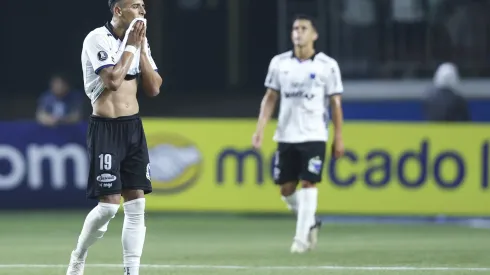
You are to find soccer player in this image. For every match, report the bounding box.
[252,14,345,253]
[66,0,162,274]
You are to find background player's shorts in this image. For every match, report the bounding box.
[86,114,152,199]
[274,141,326,185]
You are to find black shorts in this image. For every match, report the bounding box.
[274,141,326,185]
[86,114,152,199]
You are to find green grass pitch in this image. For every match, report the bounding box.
[0,211,488,275]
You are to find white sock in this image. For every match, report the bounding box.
[122,198,147,275]
[294,187,318,245]
[73,202,120,258]
[281,192,298,213]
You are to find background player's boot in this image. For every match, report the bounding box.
[290,239,309,254]
[66,250,87,275]
[308,219,323,250]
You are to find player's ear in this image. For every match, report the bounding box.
[114,5,123,16]
[312,31,318,42]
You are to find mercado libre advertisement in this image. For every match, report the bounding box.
[142,118,490,216]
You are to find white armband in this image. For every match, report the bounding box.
[124,45,138,55]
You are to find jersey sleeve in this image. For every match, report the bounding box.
[84,34,116,75]
[264,56,280,91]
[145,38,158,71]
[326,61,344,96]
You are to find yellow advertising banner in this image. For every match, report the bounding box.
[143,119,490,216]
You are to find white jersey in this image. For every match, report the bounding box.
[81,22,158,104]
[264,51,343,143]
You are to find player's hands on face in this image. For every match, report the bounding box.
[332,137,345,159]
[252,131,263,150]
[127,21,145,49]
[140,23,148,54]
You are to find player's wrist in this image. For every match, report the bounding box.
[124,45,138,55]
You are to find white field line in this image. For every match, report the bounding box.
[0,264,488,272]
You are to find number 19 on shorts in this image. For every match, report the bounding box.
[99,153,112,170]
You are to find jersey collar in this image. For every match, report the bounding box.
[291,51,316,62]
[105,22,121,41]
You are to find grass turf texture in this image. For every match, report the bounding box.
[0,212,488,275]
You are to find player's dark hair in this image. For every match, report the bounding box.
[292,14,318,32]
[108,0,122,14]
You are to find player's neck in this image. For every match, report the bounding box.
[110,20,126,40]
[294,47,316,61]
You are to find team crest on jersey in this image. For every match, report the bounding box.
[97,51,108,61]
[273,167,281,180]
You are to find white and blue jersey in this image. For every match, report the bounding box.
[264,51,344,143]
[81,22,158,104]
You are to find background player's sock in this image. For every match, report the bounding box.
[303,187,318,229]
[295,187,318,245]
[281,192,298,213]
[73,202,120,258]
[122,198,147,275]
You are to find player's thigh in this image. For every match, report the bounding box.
[120,134,152,198]
[298,141,327,184]
[86,121,124,200]
[274,142,301,185]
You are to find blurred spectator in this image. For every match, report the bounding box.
[36,73,83,127]
[340,0,378,70]
[390,0,427,65]
[444,0,490,73]
[423,63,470,122]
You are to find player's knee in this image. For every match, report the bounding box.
[122,189,145,202]
[280,182,297,197]
[300,180,315,188]
[123,198,145,214]
[99,194,122,205]
[97,202,120,220]
[123,198,146,226]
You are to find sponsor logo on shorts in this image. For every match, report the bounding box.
[96,173,117,183]
[146,163,151,181]
[146,133,202,194]
[99,182,113,188]
[308,156,322,175]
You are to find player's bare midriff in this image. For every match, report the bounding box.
[92,78,139,118]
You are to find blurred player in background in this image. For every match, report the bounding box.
[36,73,83,127]
[252,14,345,253]
[66,0,162,274]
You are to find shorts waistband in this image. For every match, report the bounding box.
[90,113,141,122]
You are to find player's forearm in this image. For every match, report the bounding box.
[140,54,162,97]
[106,52,135,91]
[330,95,344,139]
[256,90,278,132]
